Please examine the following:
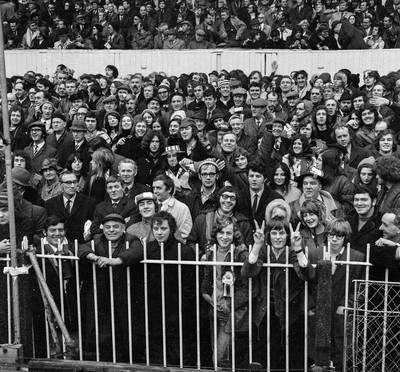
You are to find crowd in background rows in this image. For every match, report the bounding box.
[2,0,400,50]
[0,62,400,370]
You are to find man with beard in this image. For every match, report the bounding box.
[337,91,352,124]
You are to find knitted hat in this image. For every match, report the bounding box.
[135,192,157,205]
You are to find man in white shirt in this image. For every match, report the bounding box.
[152,174,192,241]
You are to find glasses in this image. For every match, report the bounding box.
[221,194,236,201]
[200,172,217,178]
[62,180,78,185]
[327,233,345,239]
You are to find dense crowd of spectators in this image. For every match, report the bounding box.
[0,62,400,369]
[2,0,400,50]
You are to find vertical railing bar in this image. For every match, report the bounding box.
[248,245,253,365]
[108,241,116,363]
[304,245,309,372]
[195,244,201,369]
[361,244,371,372]
[143,239,150,366]
[57,240,66,356]
[91,240,100,362]
[6,252,11,344]
[161,242,167,367]
[266,244,271,371]
[126,241,133,364]
[342,243,351,370]
[40,239,50,358]
[178,243,183,368]
[230,244,235,372]
[74,240,83,361]
[381,269,389,372]
[213,244,218,370]
[285,245,289,372]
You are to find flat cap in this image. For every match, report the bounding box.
[28,121,46,129]
[180,118,197,128]
[232,87,247,96]
[251,98,267,107]
[102,213,126,225]
[103,95,118,103]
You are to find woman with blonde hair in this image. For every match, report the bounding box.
[82,147,115,203]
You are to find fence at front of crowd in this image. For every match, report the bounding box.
[4,49,400,81]
[1,239,400,372]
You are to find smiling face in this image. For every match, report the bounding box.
[235,155,248,170]
[219,192,237,214]
[292,138,303,155]
[103,220,125,242]
[180,125,193,142]
[43,167,57,182]
[274,167,286,186]
[108,114,119,127]
[270,228,287,249]
[361,109,375,127]
[121,116,133,131]
[216,223,234,249]
[138,199,156,219]
[354,192,374,217]
[380,213,400,240]
[221,133,236,153]
[135,122,147,138]
[45,222,66,246]
[379,133,394,154]
[302,212,319,229]
[10,110,22,125]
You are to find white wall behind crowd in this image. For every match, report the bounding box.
[4,49,399,78]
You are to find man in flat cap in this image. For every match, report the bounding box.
[78,212,140,362]
[24,121,57,177]
[163,27,185,49]
[243,98,272,139]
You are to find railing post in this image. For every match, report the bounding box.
[313,259,334,371]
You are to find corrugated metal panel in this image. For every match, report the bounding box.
[4,49,399,78]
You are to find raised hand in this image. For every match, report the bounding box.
[289,222,302,250]
[253,220,265,245]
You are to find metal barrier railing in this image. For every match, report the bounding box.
[1,240,398,371]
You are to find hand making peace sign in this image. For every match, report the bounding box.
[253,220,265,245]
[289,222,302,251]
